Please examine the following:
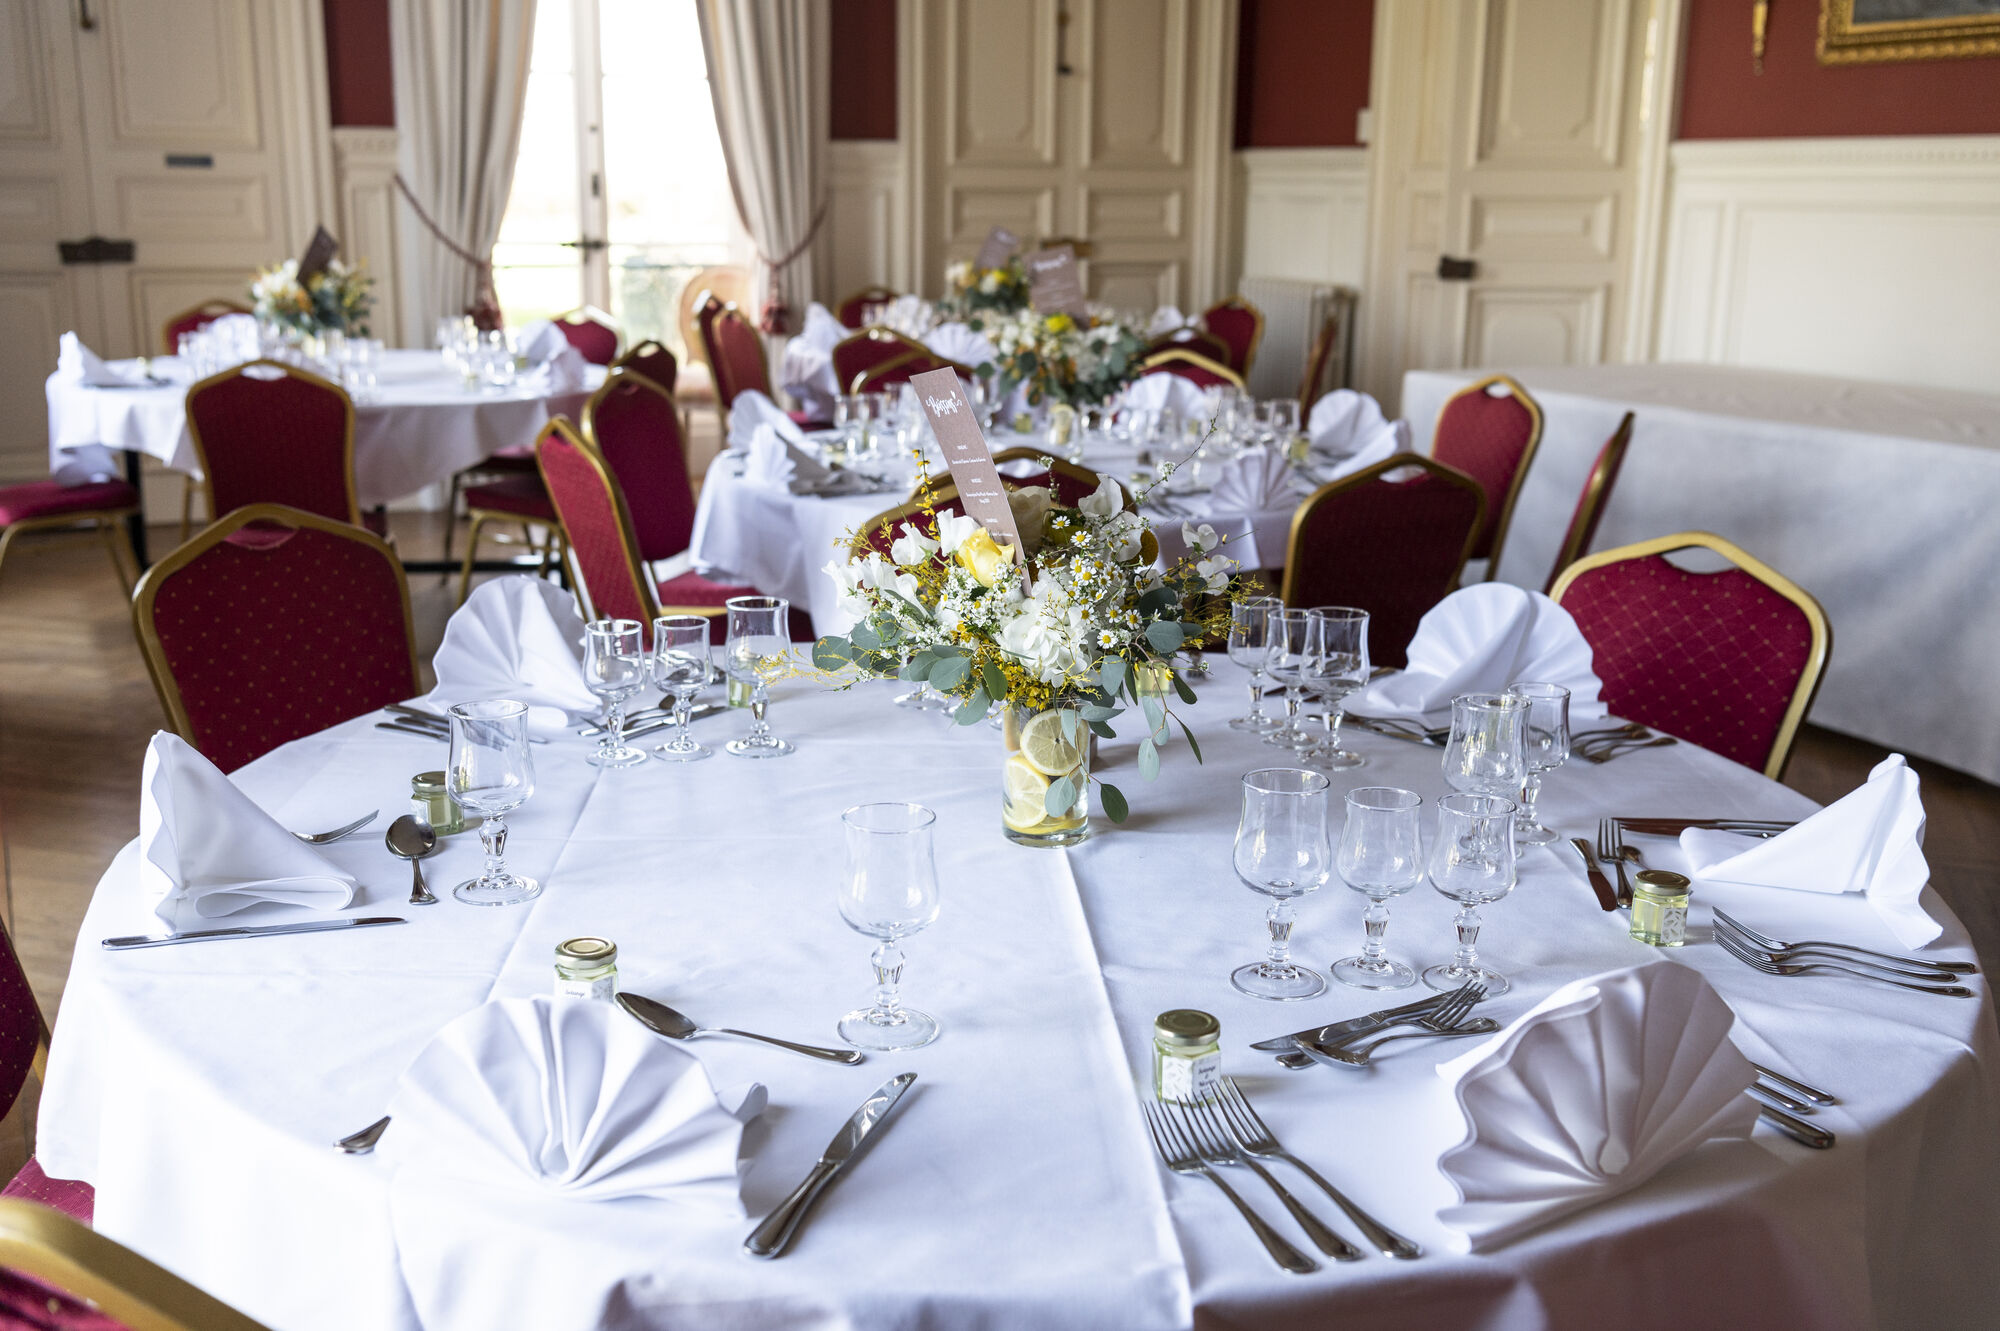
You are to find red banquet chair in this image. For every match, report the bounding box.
[849,486,972,561]
[989,448,1106,510]
[1429,373,1544,579]
[1544,412,1635,593]
[694,295,829,430]
[0,889,90,1230]
[0,1200,270,1331]
[831,328,929,396]
[0,480,139,602]
[610,338,677,395]
[1297,309,1347,416]
[851,350,970,396]
[1199,296,1265,375]
[1137,347,1244,392]
[133,504,421,774]
[1143,326,1232,366]
[1549,531,1830,780]
[834,285,899,329]
[553,306,620,365]
[159,300,249,356]
[183,360,383,536]
[1280,454,1487,669]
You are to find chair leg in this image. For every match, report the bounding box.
[443,472,462,564]
[98,518,138,597]
[0,526,17,596]
[178,477,195,543]
[456,512,492,607]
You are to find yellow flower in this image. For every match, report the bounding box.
[955,527,1018,588]
[1044,313,1075,334]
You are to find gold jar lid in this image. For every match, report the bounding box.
[556,937,617,967]
[412,770,448,795]
[1633,869,1691,900]
[1155,1009,1219,1048]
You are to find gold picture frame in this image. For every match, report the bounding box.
[1820,0,2000,64]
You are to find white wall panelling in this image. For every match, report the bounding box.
[1653,135,2000,396]
[332,128,403,348]
[821,139,909,302]
[1229,146,1369,293]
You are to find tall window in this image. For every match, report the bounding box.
[492,0,745,358]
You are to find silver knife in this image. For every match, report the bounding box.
[744,1072,917,1259]
[1756,1100,1835,1149]
[1248,992,1450,1053]
[103,916,408,950]
[379,710,549,744]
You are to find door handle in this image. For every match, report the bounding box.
[58,237,135,264]
[1437,256,1476,281]
[560,238,609,252]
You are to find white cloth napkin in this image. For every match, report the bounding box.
[1681,754,1940,949]
[742,423,835,494]
[1435,961,1758,1253]
[425,576,598,733]
[1308,388,1411,459]
[1146,305,1192,337]
[800,301,846,352]
[1209,446,1293,513]
[879,294,935,339]
[924,321,998,372]
[1347,583,1609,722]
[57,332,146,387]
[726,388,807,452]
[1123,371,1211,418]
[139,732,356,929]
[387,996,764,1331]
[512,321,588,393]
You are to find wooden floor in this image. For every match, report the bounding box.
[2,515,1996,1019]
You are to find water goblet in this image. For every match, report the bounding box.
[582,619,648,768]
[1332,788,1424,989]
[724,596,795,758]
[1226,595,1282,731]
[1441,692,1527,798]
[650,614,714,762]
[1263,610,1320,749]
[1302,605,1370,770]
[1423,792,1519,995]
[1506,682,1571,845]
[447,700,540,906]
[1230,768,1333,1001]
[836,803,942,1051]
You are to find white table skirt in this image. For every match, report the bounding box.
[38,661,1999,1329]
[1401,365,2000,785]
[45,351,604,506]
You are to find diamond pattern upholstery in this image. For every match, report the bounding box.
[555,311,619,365]
[462,473,557,522]
[185,363,357,527]
[1199,299,1262,373]
[831,332,923,396]
[610,340,677,394]
[701,300,773,405]
[1430,377,1541,562]
[1545,413,1634,593]
[0,483,138,527]
[583,374,697,563]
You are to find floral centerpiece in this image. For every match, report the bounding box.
[814,473,1246,846]
[984,308,1147,412]
[938,257,1032,324]
[249,257,373,338]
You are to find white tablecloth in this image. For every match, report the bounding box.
[1402,364,2000,785]
[46,351,604,506]
[39,662,1999,1329]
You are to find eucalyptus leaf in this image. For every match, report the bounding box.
[1172,672,1197,705]
[1175,714,1204,763]
[1059,708,1079,745]
[1079,704,1122,722]
[981,661,1008,700]
[1098,659,1127,697]
[1086,719,1115,739]
[1141,694,1165,735]
[1099,781,1129,824]
[1144,620,1184,655]
[849,623,881,651]
[930,655,972,691]
[812,639,853,670]
[1137,586,1178,615]
[955,687,990,725]
[1138,737,1160,782]
[1045,774,1077,819]
[871,615,903,646]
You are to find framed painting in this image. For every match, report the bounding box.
[1820,0,2000,63]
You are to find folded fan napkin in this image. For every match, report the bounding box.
[511,321,588,392]
[1209,446,1294,513]
[726,388,807,452]
[742,423,835,494]
[799,301,846,353]
[1123,371,1211,419]
[1681,754,1939,949]
[1347,583,1608,721]
[139,732,356,929]
[1146,305,1193,337]
[425,576,598,733]
[1308,388,1411,460]
[1435,961,1758,1253]
[57,332,147,387]
[923,321,998,372]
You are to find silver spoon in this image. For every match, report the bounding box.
[292,810,378,844]
[617,992,864,1065]
[334,1115,391,1154]
[385,815,438,905]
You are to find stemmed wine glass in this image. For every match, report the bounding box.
[1263,610,1320,749]
[836,803,942,1051]
[724,596,795,758]
[649,615,713,762]
[1230,768,1333,1001]
[1423,792,1519,995]
[1331,787,1424,990]
[1441,692,1527,798]
[1302,606,1370,770]
[1227,595,1282,732]
[582,619,647,768]
[1506,682,1571,845]
[447,700,540,906]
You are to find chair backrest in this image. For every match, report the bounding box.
[1280,454,1487,669]
[0,890,47,1129]
[159,301,249,356]
[184,361,359,527]
[1549,532,1830,779]
[695,297,773,405]
[678,268,748,370]
[535,418,659,632]
[989,447,1104,509]
[1143,327,1231,365]
[1297,311,1343,414]
[831,328,928,395]
[1545,412,1635,594]
[851,350,969,395]
[850,486,971,560]
[834,286,899,329]
[1137,348,1244,391]
[581,369,696,564]
[609,338,677,394]
[132,505,419,773]
[1200,297,1265,374]
[554,306,620,365]
[1429,373,1544,570]
[0,1200,273,1331]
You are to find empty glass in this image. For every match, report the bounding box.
[837,803,942,1051]
[447,700,540,906]
[1263,610,1320,749]
[1423,792,1519,994]
[1441,692,1527,798]
[1227,595,1282,731]
[650,614,714,762]
[1230,768,1333,1001]
[583,619,647,768]
[1507,682,1571,845]
[724,596,795,758]
[1303,606,1370,770]
[1332,787,1424,990]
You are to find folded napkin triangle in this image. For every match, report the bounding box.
[426,576,598,733]
[1123,371,1210,418]
[1210,445,1293,513]
[727,389,806,452]
[139,732,356,928]
[1348,583,1608,721]
[1308,389,1410,462]
[743,423,835,494]
[58,332,146,388]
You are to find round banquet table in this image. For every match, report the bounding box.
[37,661,2000,1331]
[44,351,605,507]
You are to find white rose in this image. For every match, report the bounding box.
[1077,474,1127,520]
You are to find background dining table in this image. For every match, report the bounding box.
[36,660,2000,1331]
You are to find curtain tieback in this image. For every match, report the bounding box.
[753,202,829,335]
[393,174,502,328]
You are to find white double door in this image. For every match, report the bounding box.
[0,0,328,484]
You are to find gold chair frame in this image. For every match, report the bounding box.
[1143,327,1231,366]
[694,296,776,429]
[850,348,973,396]
[0,1200,271,1331]
[833,327,930,392]
[1201,295,1266,375]
[158,300,249,360]
[835,285,900,326]
[609,338,675,391]
[184,360,361,528]
[1137,347,1246,391]
[850,484,963,559]
[0,497,139,601]
[1544,411,1634,593]
[1549,530,1831,781]
[133,503,421,748]
[554,305,622,361]
[1431,373,1544,583]
[1279,453,1488,605]
[1297,312,1340,414]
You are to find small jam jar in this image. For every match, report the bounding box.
[554,937,619,1001]
[1629,870,1692,947]
[1153,1009,1222,1103]
[410,771,468,835]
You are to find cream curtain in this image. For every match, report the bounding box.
[389,0,539,337]
[698,0,829,335]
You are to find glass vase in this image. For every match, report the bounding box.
[1000,705,1091,847]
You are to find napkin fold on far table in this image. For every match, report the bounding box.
[512,320,590,394]
[1681,754,1940,950]
[923,321,999,373]
[139,732,357,929]
[1308,388,1411,462]
[727,389,808,453]
[1435,961,1758,1253]
[57,332,148,388]
[1210,445,1292,513]
[1123,370,1212,419]
[1347,583,1609,722]
[743,424,836,494]
[425,576,598,733]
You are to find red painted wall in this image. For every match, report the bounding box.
[1233,0,1373,148]
[323,0,395,128]
[831,0,898,140]
[1678,0,2000,139]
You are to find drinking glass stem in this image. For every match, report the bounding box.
[1452,904,1483,974]
[1246,670,1265,720]
[1362,897,1392,965]
[1264,898,1297,970]
[1519,772,1543,827]
[477,814,509,888]
[673,690,694,747]
[1323,701,1346,750]
[1284,686,1302,731]
[868,940,908,1025]
[748,685,771,740]
[598,700,626,757]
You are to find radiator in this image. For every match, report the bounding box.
[1235,276,1356,403]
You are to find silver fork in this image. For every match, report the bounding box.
[1299,980,1485,1067]
[1713,907,1976,975]
[1579,736,1678,764]
[1140,1100,1318,1273]
[1595,818,1634,906]
[1177,1098,1361,1260]
[1322,1017,1501,1067]
[1711,914,1963,983]
[292,811,378,845]
[1215,1078,1421,1259]
[1715,930,1974,997]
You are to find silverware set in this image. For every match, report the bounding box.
[1714,911,1975,997]
[580,701,723,739]
[617,992,865,1064]
[378,703,551,744]
[1571,723,1678,763]
[1252,981,1491,1070]
[1141,1077,1420,1273]
[1746,1065,1839,1149]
